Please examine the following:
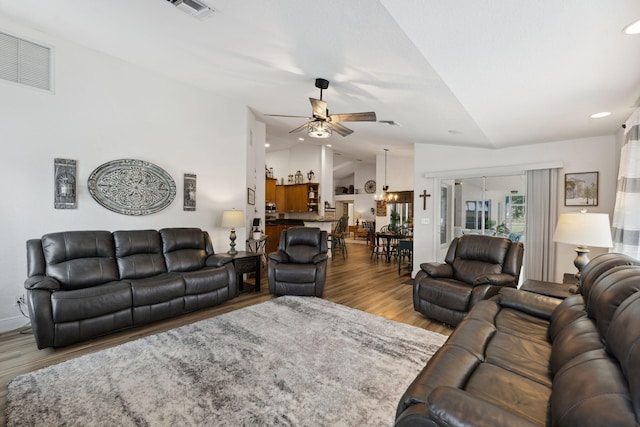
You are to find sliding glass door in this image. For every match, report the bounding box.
[435,173,526,262]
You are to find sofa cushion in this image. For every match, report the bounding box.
[42,231,119,290]
[417,278,472,312]
[130,274,185,306]
[274,263,317,283]
[551,348,637,427]
[605,291,640,419]
[51,281,131,323]
[465,363,550,426]
[114,230,167,279]
[179,267,230,295]
[452,258,503,285]
[586,265,640,339]
[160,228,208,272]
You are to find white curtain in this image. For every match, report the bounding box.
[612,108,640,258]
[524,168,559,281]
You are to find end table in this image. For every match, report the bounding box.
[223,251,262,296]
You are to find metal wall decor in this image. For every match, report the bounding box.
[88,159,176,216]
[184,173,196,211]
[54,158,77,209]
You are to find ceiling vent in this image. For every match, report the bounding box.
[166,0,214,20]
[0,32,51,91]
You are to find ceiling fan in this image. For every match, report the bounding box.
[265,78,377,139]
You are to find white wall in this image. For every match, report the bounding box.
[375,152,414,230]
[413,135,618,282]
[0,18,251,332]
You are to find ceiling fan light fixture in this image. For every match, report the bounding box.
[308,121,332,138]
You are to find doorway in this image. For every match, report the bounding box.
[439,174,526,260]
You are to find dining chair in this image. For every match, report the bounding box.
[330,216,348,259]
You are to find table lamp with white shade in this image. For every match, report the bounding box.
[553,211,613,277]
[221,209,245,255]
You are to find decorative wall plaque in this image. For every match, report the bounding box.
[54,158,77,209]
[88,159,176,216]
[183,173,196,211]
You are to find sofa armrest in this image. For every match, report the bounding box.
[268,251,289,263]
[428,387,539,427]
[420,262,453,278]
[312,253,328,264]
[497,287,561,320]
[24,275,60,291]
[205,254,233,268]
[473,273,516,287]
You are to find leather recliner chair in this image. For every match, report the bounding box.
[268,227,328,297]
[413,234,524,326]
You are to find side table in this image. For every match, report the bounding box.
[520,278,578,299]
[223,251,262,295]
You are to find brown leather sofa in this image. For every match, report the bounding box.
[24,228,236,349]
[268,227,328,297]
[396,253,640,427]
[414,234,524,326]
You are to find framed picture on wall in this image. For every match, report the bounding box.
[183,173,196,211]
[565,172,598,206]
[247,188,255,205]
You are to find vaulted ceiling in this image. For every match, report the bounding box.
[1,0,639,177]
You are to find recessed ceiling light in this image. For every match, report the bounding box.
[298,137,305,141]
[623,19,640,35]
[265,143,270,147]
[590,111,611,119]
[327,144,332,147]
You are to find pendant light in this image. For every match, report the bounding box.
[383,149,389,191]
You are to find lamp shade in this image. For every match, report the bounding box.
[553,212,613,248]
[221,210,245,228]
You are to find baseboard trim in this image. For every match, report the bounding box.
[0,315,31,334]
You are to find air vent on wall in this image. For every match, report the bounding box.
[166,0,214,19]
[0,32,51,91]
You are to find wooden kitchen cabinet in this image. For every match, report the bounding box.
[266,178,277,203]
[272,183,320,213]
[285,184,308,212]
[275,185,285,211]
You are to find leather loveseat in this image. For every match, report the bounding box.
[414,234,524,326]
[396,253,640,427]
[25,228,236,349]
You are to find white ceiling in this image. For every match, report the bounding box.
[1,0,639,178]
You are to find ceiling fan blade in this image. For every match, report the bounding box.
[310,98,327,119]
[264,114,312,119]
[332,122,354,137]
[289,122,311,133]
[329,112,377,122]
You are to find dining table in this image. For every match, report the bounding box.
[375,231,402,262]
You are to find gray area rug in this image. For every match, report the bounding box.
[6,297,447,426]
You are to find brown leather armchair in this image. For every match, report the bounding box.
[268,227,328,297]
[413,234,524,326]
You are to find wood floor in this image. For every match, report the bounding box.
[0,241,451,426]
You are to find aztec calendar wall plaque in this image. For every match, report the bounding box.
[88,159,176,216]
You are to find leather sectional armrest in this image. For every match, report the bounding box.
[205,254,233,268]
[428,387,539,427]
[312,253,328,264]
[268,251,289,263]
[473,273,516,286]
[420,262,453,278]
[24,275,60,291]
[498,287,561,320]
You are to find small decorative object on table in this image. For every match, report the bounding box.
[295,170,303,184]
[307,170,315,182]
